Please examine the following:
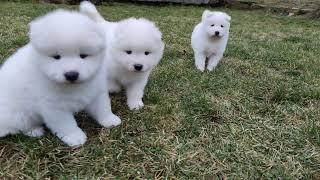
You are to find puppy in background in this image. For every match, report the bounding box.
[80,1,165,110]
[191,10,231,71]
[0,9,121,147]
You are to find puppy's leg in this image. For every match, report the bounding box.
[0,115,21,137]
[23,126,45,137]
[126,77,148,110]
[194,51,206,72]
[108,80,121,93]
[43,111,87,147]
[207,53,223,71]
[0,124,18,137]
[85,92,121,128]
[0,129,14,137]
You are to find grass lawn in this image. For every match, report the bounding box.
[0,1,320,179]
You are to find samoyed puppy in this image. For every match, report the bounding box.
[80,1,165,110]
[0,9,121,147]
[191,10,231,71]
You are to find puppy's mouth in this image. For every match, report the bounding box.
[211,35,222,39]
[132,69,145,73]
[58,80,83,85]
[64,80,82,84]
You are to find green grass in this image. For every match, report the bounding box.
[0,1,320,179]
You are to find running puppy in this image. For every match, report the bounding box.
[191,10,231,71]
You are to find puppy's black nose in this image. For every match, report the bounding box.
[215,31,220,36]
[134,64,143,71]
[64,71,79,82]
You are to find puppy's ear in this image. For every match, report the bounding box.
[159,40,165,55]
[28,22,34,38]
[202,10,213,21]
[28,18,42,43]
[79,1,105,23]
[224,13,231,22]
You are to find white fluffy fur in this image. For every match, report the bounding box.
[191,10,231,71]
[0,10,121,147]
[80,1,165,110]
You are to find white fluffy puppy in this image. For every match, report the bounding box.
[0,10,121,147]
[80,1,165,110]
[191,10,231,71]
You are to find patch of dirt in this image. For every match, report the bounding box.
[225,0,318,16]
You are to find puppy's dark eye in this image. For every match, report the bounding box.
[52,54,61,60]
[221,25,224,28]
[126,50,132,54]
[144,51,150,55]
[211,24,214,27]
[80,54,88,59]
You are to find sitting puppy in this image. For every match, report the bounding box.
[80,1,165,110]
[0,10,121,147]
[191,10,231,71]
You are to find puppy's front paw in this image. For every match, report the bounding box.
[207,65,217,71]
[0,129,11,137]
[128,99,144,110]
[24,127,45,137]
[61,129,87,147]
[195,63,205,72]
[109,85,121,93]
[99,114,121,128]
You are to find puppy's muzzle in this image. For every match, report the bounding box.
[64,71,79,82]
[133,64,143,71]
[215,31,220,36]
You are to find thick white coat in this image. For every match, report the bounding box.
[191,10,231,71]
[80,1,164,110]
[0,10,121,147]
